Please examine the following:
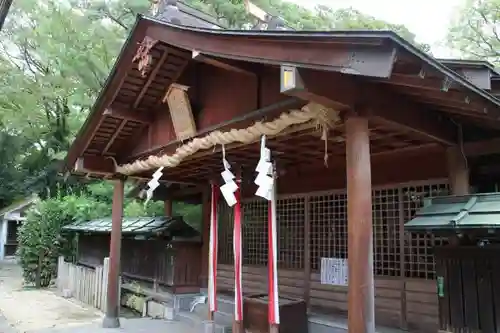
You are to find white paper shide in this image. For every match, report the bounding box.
[145,166,164,205]
[219,145,239,206]
[254,135,274,200]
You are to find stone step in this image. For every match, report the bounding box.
[177,310,232,333]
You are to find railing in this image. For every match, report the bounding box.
[56,256,110,311]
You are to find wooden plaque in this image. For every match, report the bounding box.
[165,83,197,141]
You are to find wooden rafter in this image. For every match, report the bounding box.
[280,66,457,146]
[160,57,190,104]
[103,120,126,155]
[74,156,115,175]
[192,50,256,77]
[133,49,170,108]
[103,107,153,124]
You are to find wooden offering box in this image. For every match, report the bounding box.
[243,294,308,333]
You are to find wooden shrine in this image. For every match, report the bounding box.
[62,4,500,332]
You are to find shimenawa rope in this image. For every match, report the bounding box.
[113,102,339,175]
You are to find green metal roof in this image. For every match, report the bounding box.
[405,193,500,232]
[63,216,199,238]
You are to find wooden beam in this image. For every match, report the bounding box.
[192,50,256,77]
[103,120,126,155]
[281,66,457,145]
[376,73,458,91]
[464,138,500,157]
[66,24,149,172]
[280,66,356,110]
[446,146,470,195]
[103,107,153,124]
[133,49,170,108]
[366,103,456,146]
[74,156,115,175]
[147,25,396,77]
[378,74,498,118]
[159,57,190,105]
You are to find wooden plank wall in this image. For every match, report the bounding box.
[405,280,439,331]
[57,256,110,311]
[217,264,438,331]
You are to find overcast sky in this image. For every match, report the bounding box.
[287,0,463,58]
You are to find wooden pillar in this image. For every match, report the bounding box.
[303,196,311,310]
[164,199,173,216]
[346,115,375,333]
[446,147,470,246]
[446,146,470,195]
[102,178,125,328]
[200,187,210,288]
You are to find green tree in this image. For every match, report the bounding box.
[0,0,430,207]
[184,0,430,51]
[447,0,500,65]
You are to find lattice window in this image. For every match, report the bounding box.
[218,202,234,265]
[403,182,449,279]
[309,192,348,271]
[372,187,400,277]
[217,180,449,280]
[277,197,305,270]
[242,199,268,266]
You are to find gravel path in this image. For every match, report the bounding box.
[0,260,192,333]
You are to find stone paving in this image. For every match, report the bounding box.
[0,260,191,333]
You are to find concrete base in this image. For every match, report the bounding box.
[201,320,215,333]
[102,316,120,328]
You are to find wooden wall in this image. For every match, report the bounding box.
[77,234,201,290]
[130,65,289,156]
[217,265,438,332]
[212,175,449,332]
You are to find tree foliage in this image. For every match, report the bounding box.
[447,0,500,65]
[0,0,432,206]
[4,0,431,285]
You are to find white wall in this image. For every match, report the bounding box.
[0,219,7,260]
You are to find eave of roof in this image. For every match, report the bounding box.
[438,58,500,76]
[0,194,39,217]
[63,215,200,238]
[63,18,147,172]
[142,17,500,105]
[63,15,500,174]
[161,1,225,29]
[405,193,500,232]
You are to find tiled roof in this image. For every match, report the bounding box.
[63,216,199,238]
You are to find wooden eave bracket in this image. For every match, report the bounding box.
[279,48,397,79]
[368,107,456,146]
[360,87,457,146]
[104,107,153,124]
[280,65,355,110]
[74,156,116,175]
[146,24,396,78]
[192,50,256,77]
[280,65,456,146]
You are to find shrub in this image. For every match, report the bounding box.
[16,181,203,287]
[16,194,111,287]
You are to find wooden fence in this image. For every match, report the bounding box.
[56,256,109,311]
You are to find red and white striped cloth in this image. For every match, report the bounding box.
[208,183,219,312]
[233,185,243,321]
[267,173,280,324]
